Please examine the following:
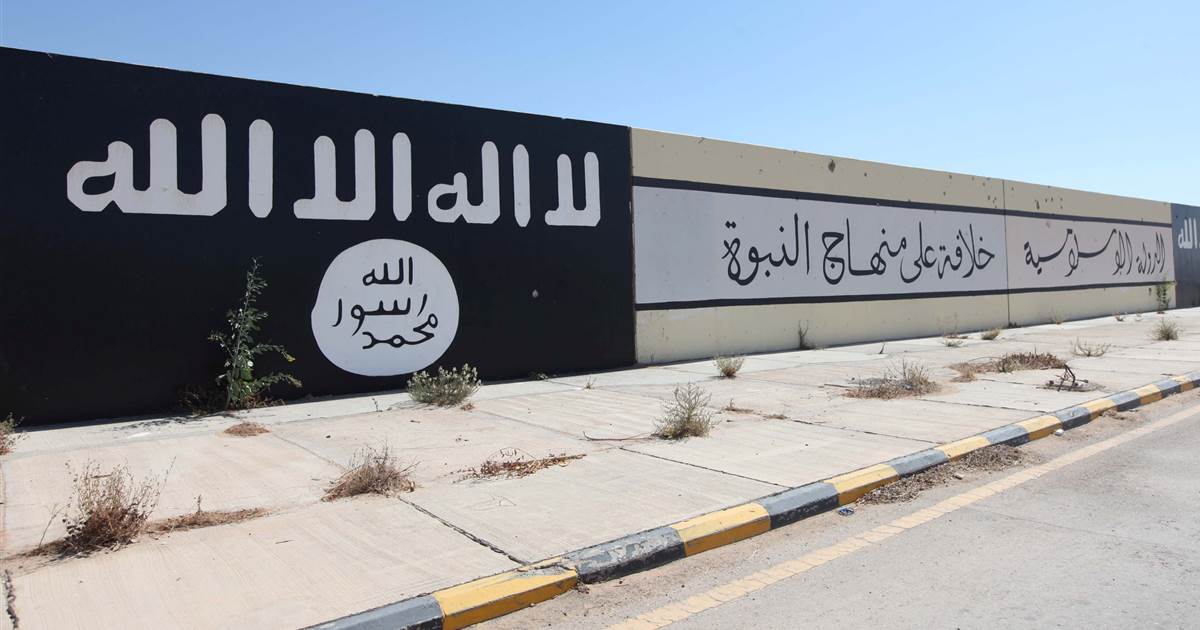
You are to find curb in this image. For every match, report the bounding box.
[313,372,1200,630]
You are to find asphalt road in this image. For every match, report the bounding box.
[483,388,1200,630]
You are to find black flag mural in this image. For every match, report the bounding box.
[0,48,635,424]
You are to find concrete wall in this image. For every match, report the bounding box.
[630,129,1177,363]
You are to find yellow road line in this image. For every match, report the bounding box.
[606,404,1200,630]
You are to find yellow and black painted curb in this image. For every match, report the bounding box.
[312,372,1200,630]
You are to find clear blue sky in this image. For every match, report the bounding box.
[4,1,1198,204]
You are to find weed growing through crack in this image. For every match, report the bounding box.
[0,414,23,455]
[49,462,166,555]
[224,421,269,437]
[847,360,939,399]
[1152,319,1180,341]
[408,364,481,406]
[207,258,301,411]
[859,445,1033,504]
[797,322,815,350]
[1154,279,1174,313]
[714,355,745,378]
[950,351,1067,381]
[324,445,416,501]
[722,399,755,414]
[150,496,267,534]
[654,383,716,439]
[456,448,584,481]
[980,327,1003,341]
[1071,338,1111,357]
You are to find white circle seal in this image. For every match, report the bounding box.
[311,239,459,376]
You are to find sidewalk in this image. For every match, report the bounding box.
[3,309,1200,629]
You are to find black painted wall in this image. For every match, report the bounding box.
[1174,203,1200,308]
[0,48,635,424]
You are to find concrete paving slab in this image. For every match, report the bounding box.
[271,407,602,487]
[749,361,959,389]
[607,379,854,419]
[5,497,516,630]
[920,380,1107,412]
[406,449,778,562]
[548,366,700,388]
[752,349,886,364]
[801,398,1033,443]
[973,367,1171,393]
[1066,356,1200,376]
[624,418,929,487]
[472,389,668,440]
[1,432,340,553]
[663,356,809,376]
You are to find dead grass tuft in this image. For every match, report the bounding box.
[0,414,23,455]
[763,412,789,420]
[713,355,746,378]
[224,421,269,437]
[797,322,815,350]
[150,496,267,534]
[323,445,416,501]
[980,327,1003,341]
[1152,319,1180,341]
[457,448,584,481]
[950,351,1067,381]
[654,383,716,439]
[847,360,939,399]
[860,445,1033,504]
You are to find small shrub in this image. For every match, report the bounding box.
[1154,279,1174,313]
[1071,338,1111,357]
[224,421,269,437]
[208,259,301,410]
[324,445,415,501]
[1113,313,1126,322]
[995,351,1066,373]
[409,364,481,406]
[980,327,1002,341]
[583,378,596,390]
[797,322,815,350]
[1152,319,1180,341]
[0,414,23,455]
[848,360,939,399]
[714,355,745,378]
[654,383,716,439]
[940,338,965,348]
[1050,309,1065,325]
[59,462,164,554]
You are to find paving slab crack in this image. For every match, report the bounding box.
[3,569,18,629]
[397,497,529,565]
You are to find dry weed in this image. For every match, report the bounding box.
[0,414,23,455]
[722,399,755,414]
[980,327,1002,341]
[324,445,416,501]
[848,360,939,399]
[47,462,166,555]
[1071,338,1111,357]
[654,383,716,439]
[1152,319,1180,341]
[150,496,267,534]
[456,448,584,481]
[224,421,269,437]
[950,351,1067,381]
[714,355,745,378]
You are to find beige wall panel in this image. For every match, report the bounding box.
[1008,286,1170,327]
[1004,179,1169,222]
[636,295,1008,364]
[631,129,1003,208]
